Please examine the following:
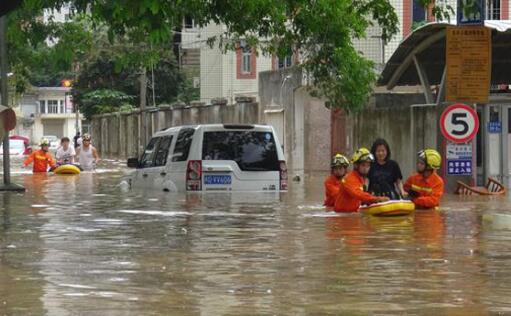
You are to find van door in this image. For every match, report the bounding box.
[147,135,174,191]
[136,137,160,188]
[136,135,174,190]
[168,128,196,191]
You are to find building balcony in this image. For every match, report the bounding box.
[37,112,82,119]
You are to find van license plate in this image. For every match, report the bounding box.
[204,175,232,185]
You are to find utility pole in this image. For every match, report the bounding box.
[139,68,147,150]
[0,15,24,191]
[0,16,11,185]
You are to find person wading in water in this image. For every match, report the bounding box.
[404,149,444,209]
[324,153,350,208]
[334,148,389,213]
[23,138,56,173]
[368,138,407,200]
[75,133,100,171]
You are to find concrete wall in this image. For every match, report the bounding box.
[301,90,332,172]
[259,68,332,173]
[91,98,261,160]
[351,105,438,178]
[259,66,439,176]
[259,68,304,172]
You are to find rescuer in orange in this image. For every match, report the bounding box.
[324,154,350,207]
[404,149,444,209]
[334,148,389,213]
[23,138,57,173]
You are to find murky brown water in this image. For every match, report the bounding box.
[1,161,511,315]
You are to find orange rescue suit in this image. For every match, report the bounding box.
[23,150,56,173]
[324,175,342,207]
[404,171,444,209]
[334,171,378,213]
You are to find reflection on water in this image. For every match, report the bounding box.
[1,169,511,314]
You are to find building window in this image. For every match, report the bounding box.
[236,42,257,79]
[47,100,59,114]
[60,100,65,113]
[412,0,426,23]
[487,0,501,19]
[277,56,293,69]
[184,16,196,29]
[241,47,252,74]
[40,101,46,114]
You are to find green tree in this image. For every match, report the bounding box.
[18,0,453,112]
[6,6,191,116]
[80,89,134,118]
[6,9,94,89]
[72,49,186,118]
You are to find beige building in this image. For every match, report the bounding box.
[16,87,83,143]
[181,23,277,104]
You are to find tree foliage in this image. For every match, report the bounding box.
[72,49,186,118]
[18,0,403,112]
[6,4,196,116]
[80,89,134,118]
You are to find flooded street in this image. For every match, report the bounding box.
[1,162,511,315]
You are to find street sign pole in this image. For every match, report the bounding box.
[0,15,24,192]
[440,103,480,191]
[0,16,11,185]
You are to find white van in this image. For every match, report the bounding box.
[126,124,288,192]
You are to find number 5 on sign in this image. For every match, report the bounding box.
[440,103,479,143]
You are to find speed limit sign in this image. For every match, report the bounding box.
[440,103,479,143]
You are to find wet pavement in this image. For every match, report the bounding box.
[1,160,511,315]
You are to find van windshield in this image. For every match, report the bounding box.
[202,131,280,171]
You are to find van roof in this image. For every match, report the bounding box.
[155,124,273,136]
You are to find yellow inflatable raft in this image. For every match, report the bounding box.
[54,164,81,175]
[359,200,415,217]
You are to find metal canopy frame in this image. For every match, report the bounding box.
[378,21,511,92]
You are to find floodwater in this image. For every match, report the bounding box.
[1,161,511,315]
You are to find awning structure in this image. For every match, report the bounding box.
[377,21,511,96]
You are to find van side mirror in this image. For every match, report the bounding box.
[127,158,139,168]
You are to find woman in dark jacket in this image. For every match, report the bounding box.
[368,138,407,200]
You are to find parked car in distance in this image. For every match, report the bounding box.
[126,124,287,192]
[43,135,59,152]
[9,135,32,155]
[0,139,30,157]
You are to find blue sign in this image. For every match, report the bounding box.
[488,121,502,133]
[457,0,485,25]
[447,159,472,175]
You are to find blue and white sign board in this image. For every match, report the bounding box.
[457,0,485,25]
[446,142,473,176]
[447,160,473,175]
[488,121,502,134]
[446,143,472,160]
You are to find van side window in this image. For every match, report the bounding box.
[154,136,173,166]
[139,137,160,168]
[172,128,195,162]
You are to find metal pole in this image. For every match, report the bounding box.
[139,68,147,149]
[0,16,11,185]
[151,64,156,107]
[75,98,79,134]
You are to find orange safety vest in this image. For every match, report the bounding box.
[324,175,342,207]
[23,150,56,173]
[404,171,444,209]
[334,171,378,213]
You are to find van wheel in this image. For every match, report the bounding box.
[163,188,170,192]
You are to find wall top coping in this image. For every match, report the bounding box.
[91,101,258,119]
